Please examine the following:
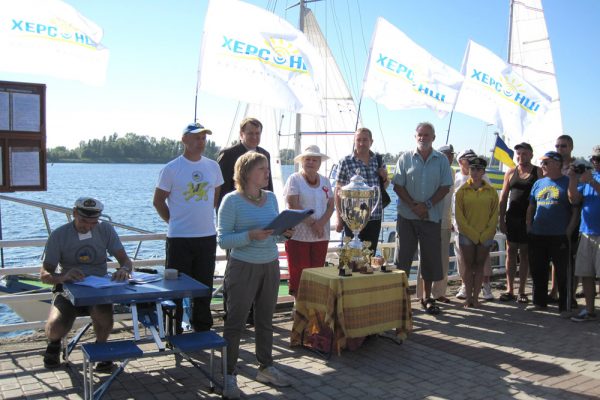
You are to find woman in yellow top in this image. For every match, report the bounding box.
[455,157,499,308]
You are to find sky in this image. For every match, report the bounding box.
[2,0,599,159]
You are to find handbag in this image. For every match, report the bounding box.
[376,154,391,208]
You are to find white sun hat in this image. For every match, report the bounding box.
[293,145,330,163]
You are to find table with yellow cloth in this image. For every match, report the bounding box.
[290,267,412,355]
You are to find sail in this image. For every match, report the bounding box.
[227,6,358,180]
[508,0,563,158]
[297,7,357,176]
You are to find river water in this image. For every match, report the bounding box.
[0,163,400,335]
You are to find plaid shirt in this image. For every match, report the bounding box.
[337,151,382,219]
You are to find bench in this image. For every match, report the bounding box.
[81,340,143,400]
[167,331,228,393]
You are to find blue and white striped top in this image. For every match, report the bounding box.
[217,191,280,264]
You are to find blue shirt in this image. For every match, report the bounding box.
[336,151,383,219]
[529,176,571,236]
[578,171,600,235]
[393,149,453,223]
[217,191,280,264]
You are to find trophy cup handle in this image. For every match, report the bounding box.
[371,184,381,215]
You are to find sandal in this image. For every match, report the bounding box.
[499,292,516,302]
[436,296,451,304]
[422,298,441,315]
[517,294,529,304]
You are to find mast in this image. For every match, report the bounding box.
[294,0,306,172]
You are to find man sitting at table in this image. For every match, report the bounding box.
[40,197,133,370]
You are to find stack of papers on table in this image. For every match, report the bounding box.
[129,272,163,284]
[73,275,128,288]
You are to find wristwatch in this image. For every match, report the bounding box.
[425,199,433,209]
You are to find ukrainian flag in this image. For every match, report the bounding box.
[493,136,516,168]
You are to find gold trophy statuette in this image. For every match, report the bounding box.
[338,169,380,276]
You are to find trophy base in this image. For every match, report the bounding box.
[338,268,352,277]
[380,265,395,273]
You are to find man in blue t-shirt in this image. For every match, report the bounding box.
[526,151,574,315]
[568,146,600,322]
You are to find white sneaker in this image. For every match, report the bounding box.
[256,366,291,387]
[482,283,494,301]
[456,285,466,300]
[223,374,240,399]
[571,309,597,322]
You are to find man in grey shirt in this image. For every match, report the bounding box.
[40,197,132,370]
[393,122,453,315]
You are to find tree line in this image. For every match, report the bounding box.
[47,133,401,165]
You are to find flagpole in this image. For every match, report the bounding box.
[444,110,454,145]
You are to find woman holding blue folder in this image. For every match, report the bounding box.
[217,152,293,398]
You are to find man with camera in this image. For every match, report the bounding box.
[568,146,600,322]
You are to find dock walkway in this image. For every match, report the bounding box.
[1,282,599,399]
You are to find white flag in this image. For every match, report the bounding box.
[0,0,109,86]
[454,40,551,137]
[361,18,463,117]
[198,0,325,116]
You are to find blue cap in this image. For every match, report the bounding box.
[183,122,212,136]
[541,151,562,163]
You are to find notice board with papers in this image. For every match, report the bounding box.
[0,81,47,192]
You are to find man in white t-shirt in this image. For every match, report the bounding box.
[153,122,224,333]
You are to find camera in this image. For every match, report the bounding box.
[573,161,592,174]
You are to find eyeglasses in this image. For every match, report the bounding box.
[555,144,568,148]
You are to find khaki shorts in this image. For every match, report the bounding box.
[575,233,600,278]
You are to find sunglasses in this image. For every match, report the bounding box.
[591,157,600,163]
[555,144,568,149]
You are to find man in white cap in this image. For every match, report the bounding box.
[41,197,133,370]
[153,122,224,333]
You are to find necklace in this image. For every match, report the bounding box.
[245,190,263,203]
[302,172,319,186]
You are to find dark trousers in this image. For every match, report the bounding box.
[343,219,382,253]
[528,234,569,311]
[166,236,216,332]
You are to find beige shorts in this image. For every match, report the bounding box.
[575,234,600,278]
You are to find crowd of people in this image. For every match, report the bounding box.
[39,118,599,399]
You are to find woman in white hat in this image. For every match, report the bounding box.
[283,145,335,296]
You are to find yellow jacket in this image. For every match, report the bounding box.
[455,179,499,244]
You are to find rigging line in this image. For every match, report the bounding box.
[354,0,369,58]
[330,1,358,100]
[345,0,359,98]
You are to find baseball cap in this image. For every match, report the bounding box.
[514,142,533,152]
[183,122,212,136]
[437,144,455,154]
[457,149,476,161]
[468,156,488,169]
[540,151,562,163]
[74,197,103,218]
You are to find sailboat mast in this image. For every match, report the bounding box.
[294,0,306,172]
[507,0,514,64]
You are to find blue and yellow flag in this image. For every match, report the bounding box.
[493,136,516,168]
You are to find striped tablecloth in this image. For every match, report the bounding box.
[290,267,412,354]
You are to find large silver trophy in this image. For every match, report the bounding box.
[338,169,380,275]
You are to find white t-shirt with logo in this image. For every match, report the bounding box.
[157,155,224,238]
[282,172,332,242]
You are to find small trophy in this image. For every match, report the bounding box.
[338,169,380,275]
